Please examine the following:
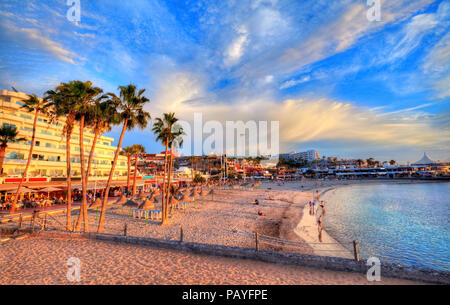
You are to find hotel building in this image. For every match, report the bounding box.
[0,89,129,180]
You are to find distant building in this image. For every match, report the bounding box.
[280,150,319,162]
[412,153,435,166]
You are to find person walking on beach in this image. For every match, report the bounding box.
[320,201,325,216]
[312,201,315,215]
[308,201,313,215]
[317,215,323,242]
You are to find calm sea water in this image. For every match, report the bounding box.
[322,182,450,271]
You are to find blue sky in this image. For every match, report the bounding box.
[0,0,449,163]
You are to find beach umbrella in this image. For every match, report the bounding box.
[8,187,35,193]
[180,194,190,202]
[115,195,128,205]
[139,198,154,210]
[37,186,62,199]
[89,197,102,209]
[124,200,139,208]
[190,189,199,198]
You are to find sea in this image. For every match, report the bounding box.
[322,182,450,272]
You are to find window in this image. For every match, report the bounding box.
[9,152,24,159]
[41,130,52,135]
[21,126,33,132]
[45,143,56,148]
[84,138,91,143]
[103,142,109,146]
[35,141,40,147]
[16,101,25,106]
[3,123,16,129]
[20,114,32,120]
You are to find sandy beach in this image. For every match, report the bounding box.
[0,179,433,284]
[0,235,418,285]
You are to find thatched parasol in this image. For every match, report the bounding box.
[115,195,128,205]
[89,197,102,209]
[124,199,139,208]
[139,198,155,210]
[180,194,190,202]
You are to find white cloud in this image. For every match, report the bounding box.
[223,26,249,67]
[0,20,79,64]
[148,72,449,152]
[280,75,311,89]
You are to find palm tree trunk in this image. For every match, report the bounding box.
[82,128,99,229]
[132,153,138,197]
[126,156,131,196]
[11,109,39,213]
[66,129,73,231]
[75,115,89,232]
[97,117,128,233]
[161,137,169,224]
[0,145,6,176]
[165,149,174,218]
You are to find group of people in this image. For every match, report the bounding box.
[308,190,326,242]
[0,193,67,211]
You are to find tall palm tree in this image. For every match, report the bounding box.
[11,94,50,213]
[356,159,364,168]
[152,113,183,224]
[45,84,79,231]
[165,129,184,216]
[131,144,146,197]
[0,126,26,177]
[389,160,396,166]
[366,158,374,168]
[188,156,196,181]
[58,81,104,233]
[75,97,118,230]
[97,84,151,233]
[120,145,136,197]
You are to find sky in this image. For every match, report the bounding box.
[0,0,449,163]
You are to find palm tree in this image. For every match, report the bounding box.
[165,128,184,216]
[75,97,118,231]
[0,126,26,177]
[57,81,104,233]
[120,145,136,197]
[356,159,364,168]
[11,94,50,213]
[45,83,81,231]
[131,144,146,197]
[152,113,183,224]
[389,160,396,166]
[188,156,196,181]
[366,158,374,167]
[97,84,151,233]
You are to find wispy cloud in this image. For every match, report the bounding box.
[0,20,79,64]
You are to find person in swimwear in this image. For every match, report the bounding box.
[317,215,323,242]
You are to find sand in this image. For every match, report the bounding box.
[0,236,418,285]
[0,179,430,284]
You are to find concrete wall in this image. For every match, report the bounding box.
[36,231,449,284]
